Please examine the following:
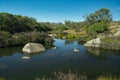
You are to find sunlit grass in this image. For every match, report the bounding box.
[0,77,5,80]
[97,75,120,80]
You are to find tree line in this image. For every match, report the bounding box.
[0,8,115,34]
[0,13,54,47]
[52,8,114,34]
[0,8,119,47]
[0,12,52,34]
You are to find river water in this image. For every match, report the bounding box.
[0,38,120,80]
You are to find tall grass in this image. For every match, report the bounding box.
[35,70,87,80]
[97,75,120,80]
[35,71,120,80]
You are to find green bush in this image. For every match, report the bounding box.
[0,32,54,48]
[92,21,108,33]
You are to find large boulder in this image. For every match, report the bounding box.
[22,43,46,53]
[84,37,102,48]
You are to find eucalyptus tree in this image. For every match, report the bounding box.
[84,8,112,33]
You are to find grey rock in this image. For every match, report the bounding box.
[22,43,46,53]
[84,38,102,48]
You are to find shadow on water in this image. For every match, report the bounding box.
[0,47,22,57]
[0,47,46,58]
[65,39,75,45]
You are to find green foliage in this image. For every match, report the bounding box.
[0,77,5,80]
[78,34,96,42]
[65,21,83,30]
[37,22,53,32]
[84,8,112,25]
[0,12,52,34]
[90,21,108,33]
[0,31,11,47]
[0,32,54,48]
[55,23,68,30]
[101,37,120,50]
[92,22,106,33]
[0,12,54,47]
[97,75,120,80]
[86,26,96,35]
[116,21,120,25]
[84,8,112,34]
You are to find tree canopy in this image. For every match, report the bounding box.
[0,12,52,34]
[84,8,112,25]
[84,8,112,33]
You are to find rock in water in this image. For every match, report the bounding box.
[22,43,46,53]
[51,46,58,49]
[73,48,79,52]
[22,56,31,59]
[84,38,102,48]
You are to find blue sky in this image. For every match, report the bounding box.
[0,0,120,22]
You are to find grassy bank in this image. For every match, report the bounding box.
[101,37,120,50]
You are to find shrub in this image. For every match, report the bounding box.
[0,32,54,48]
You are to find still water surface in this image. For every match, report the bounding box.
[0,38,120,80]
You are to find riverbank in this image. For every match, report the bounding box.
[51,22,120,50]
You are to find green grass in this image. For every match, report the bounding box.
[101,37,120,43]
[0,78,5,80]
[97,75,120,80]
[101,37,120,50]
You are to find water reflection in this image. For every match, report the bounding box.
[0,47,22,57]
[86,48,106,55]
[0,38,120,80]
[86,47,120,59]
[0,63,7,69]
[65,39,75,45]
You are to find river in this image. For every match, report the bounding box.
[0,38,120,80]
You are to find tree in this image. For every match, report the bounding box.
[84,8,112,33]
[84,8,112,25]
[0,12,52,34]
[0,13,16,33]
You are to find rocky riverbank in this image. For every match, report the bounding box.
[84,23,120,50]
[84,37,120,50]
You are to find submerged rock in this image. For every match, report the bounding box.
[51,46,58,49]
[22,56,31,59]
[84,38,102,48]
[22,43,46,53]
[73,48,79,52]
